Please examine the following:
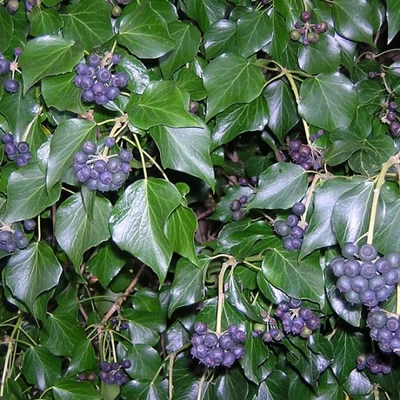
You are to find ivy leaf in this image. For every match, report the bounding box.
[66,338,96,377]
[122,379,169,400]
[109,178,181,284]
[387,0,400,43]
[165,205,199,265]
[263,80,299,143]
[46,119,96,190]
[175,68,206,101]
[262,250,325,305]
[203,53,266,121]
[4,242,62,315]
[23,346,62,391]
[255,371,290,400]
[204,20,237,60]
[332,0,374,45]
[5,163,61,223]
[0,7,13,52]
[55,189,112,270]
[168,258,206,317]
[126,81,202,130]
[248,163,308,210]
[298,72,358,131]
[236,11,272,58]
[212,95,269,148]
[118,55,150,95]
[52,378,103,400]
[150,123,215,190]
[30,9,63,37]
[375,198,400,253]
[18,35,84,94]
[117,4,175,59]
[124,344,162,381]
[214,368,249,400]
[160,21,201,79]
[325,140,364,166]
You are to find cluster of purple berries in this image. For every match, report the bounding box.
[288,135,324,170]
[356,353,392,375]
[289,11,328,45]
[0,219,35,253]
[0,48,22,94]
[330,243,400,306]
[77,372,96,382]
[229,176,259,221]
[74,53,129,105]
[273,298,321,339]
[73,139,132,192]
[273,202,307,251]
[383,100,400,138]
[256,314,285,343]
[191,323,246,368]
[6,0,38,13]
[99,359,131,386]
[110,317,129,331]
[2,132,33,167]
[367,308,400,355]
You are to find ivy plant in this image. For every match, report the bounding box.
[0,0,400,399]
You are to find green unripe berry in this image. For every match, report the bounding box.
[111,5,122,17]
[290,29,301,41]
[307,32,319,44]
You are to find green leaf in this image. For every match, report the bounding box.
[325,140,364,166]
[122,379,169,400]
[298,34,341,75]
[53,378,103,400]
[150,123,215,189]
[332,0,374,45]
[30,9,63,37]
[375,197,400,253]
[4,242,62,314]
[23,346,61,391]
[124,344,162,381]
[298,72,358,131]
[41,72,86,114]
[109,178,181,284]
[269,11,288,63]
[255,371,290,400]
[66,338,96,377]
[46,119,97,190]
[87,243,128,289]
[55,189,112,269]
[344,370,373,397]
[0,7,13,52]
[5,163,61,223]
[214,368,249,400]
[262,250,325,305]
[126,81,202,130]
[117,4,175,59]
[203,53,266,121]
[18,35,84,94]
[212,95,268,148]
[165,205,198,265]
[387,0,400,43]
[248,163,308,210]
[160,21,201,78]
[63,0,113,50]
[204,20,238,60]
[168,258,206,316]
[236,11,272,58]
[263,80,299,143]
[119,55,150,95]
[175,68,206,101]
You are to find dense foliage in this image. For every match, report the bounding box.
[0,0,400,399]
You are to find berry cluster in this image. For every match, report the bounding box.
[73,140,132,192]
[0,48,22,94]
[273,202,307,252]
[110,317,129,330]
[258,315,285,343]
[367,308,400,355]
[77,372,96,382]
[74,53,129,106]
[330,244,400,306]
[229,176,259,221]
[288,136,324,170]
[290,11,328,45]
[2,132,33,167]
[0,220,35,253]
[190,322,246,368]
[382,100,400,138]
[99,360,131,386]
[356,353,392,374]
[273,298,320,339]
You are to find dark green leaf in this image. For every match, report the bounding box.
[30,9,63,37]
[387,0,400,43]
[375,197,400,253]
[52,378,103,400]
[150,123,214,189]
[66,338,96,377]
[203,53,266,121]
[255,371,290,400]
[214,368,249,400]
[18,35,84,94]
[248,163,308,210]
[343,370,373,396]
[268,11,288,63]
[175,68,206,101]
[117,4,175,59]
[109,178,181,284]
[124,344,162,381]
[122,379,169,400]
[0,7,13,52]
[118,55,150,95]
[204,19,237,60]
[325,140,364,166]
[298,72,358,131]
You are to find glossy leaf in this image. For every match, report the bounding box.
[248,163,308,210]
[117,4,175,59]
[109,178,181,284]
[175,68,206,101]
[127,81,202,130]
[52,378,103,400]
[118,55,150,95]
[150,123,215,189]
[18,35,84,94]
[124,344,162,381]
[375,197,400,253]
[204,20,237,60]
[30,9,63,37]
[0,7,13,52]
[255,371,290,400]
[203,53,266,121]
[387,0,400,43]
[122,379,169,400]
[214,368,249,400]
[298,72,358,131]
[66,338,96,377]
